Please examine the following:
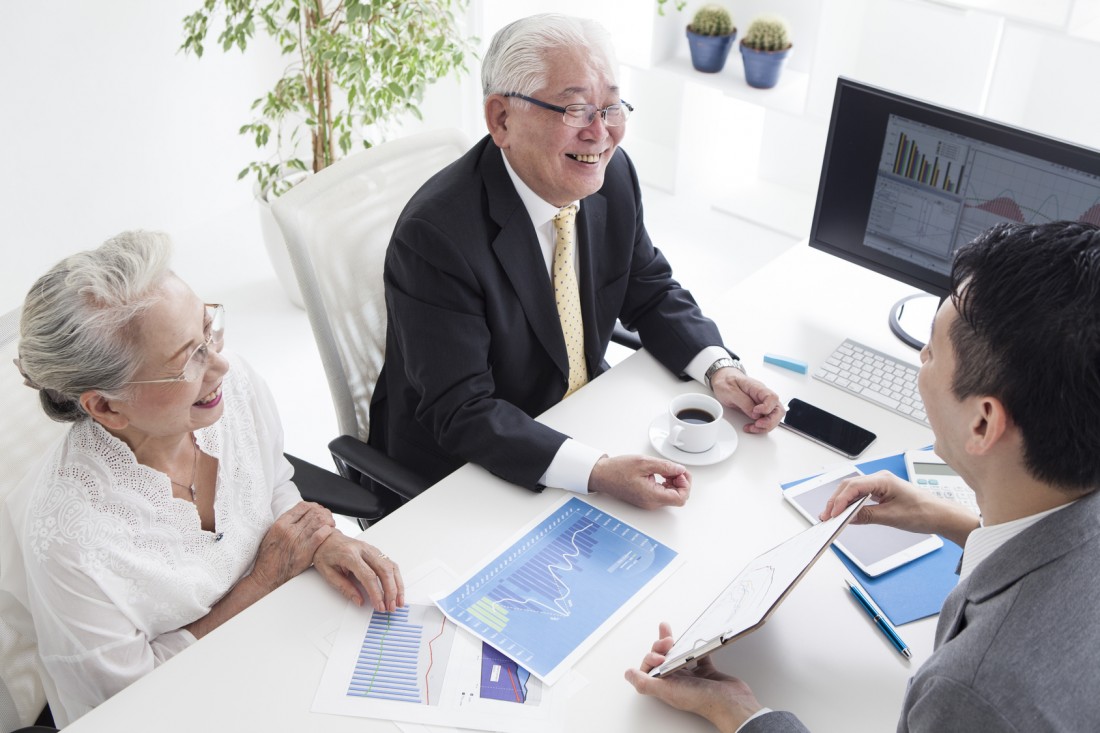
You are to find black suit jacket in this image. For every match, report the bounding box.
[369,136,726,489]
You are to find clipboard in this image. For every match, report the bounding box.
[652,495,868,677]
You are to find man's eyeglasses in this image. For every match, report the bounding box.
[502,92,633,128]
[126,304,225,385]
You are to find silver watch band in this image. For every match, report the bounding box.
[705,357,745,387]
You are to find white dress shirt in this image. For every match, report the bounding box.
[959,501,1073,579]
[500,153,727,493]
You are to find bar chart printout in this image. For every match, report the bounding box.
[347,605,443,703]
[435,496,680,684]
[314,563,565,732]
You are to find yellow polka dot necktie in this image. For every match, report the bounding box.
[552,205,588,398]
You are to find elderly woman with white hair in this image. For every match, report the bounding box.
[7,230,403,726]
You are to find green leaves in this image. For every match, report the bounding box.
[181,0,474,193]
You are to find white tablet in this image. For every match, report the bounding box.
[782,466,942,577]
[652,495,868,678]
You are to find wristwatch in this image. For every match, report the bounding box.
[705,357,745,387]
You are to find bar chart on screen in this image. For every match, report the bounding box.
[435,496,681,684]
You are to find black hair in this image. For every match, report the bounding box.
[949,220,1100,493]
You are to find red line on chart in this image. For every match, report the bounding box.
[423,615,447,705]
[506,664,522,702]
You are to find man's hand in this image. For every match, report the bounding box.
[313,533,405,613]
[820,470,980,548]
[709,369,784,434]
[624,622,764,733]
[588,455,691,510]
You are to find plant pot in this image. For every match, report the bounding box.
[739,43,792,89]
[686,27,737,73]
[255,172,309,309]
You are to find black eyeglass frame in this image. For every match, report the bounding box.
[502,92,634,127]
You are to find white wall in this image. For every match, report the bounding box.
[6,0,1100,314]
[0,1,479,315]
[0,1,286,312]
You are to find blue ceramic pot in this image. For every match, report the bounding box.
[686,27,737,73]
[740,43,792,89]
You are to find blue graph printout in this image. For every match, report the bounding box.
[436,496,679,683]
[347,605,451,704]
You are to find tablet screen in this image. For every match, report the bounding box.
[789,476,927,565]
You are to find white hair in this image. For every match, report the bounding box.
[481,13,619,103]
[18,230,174,422]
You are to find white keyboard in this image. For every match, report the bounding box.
[813,339,929,427]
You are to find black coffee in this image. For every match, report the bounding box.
[675,408,715,424]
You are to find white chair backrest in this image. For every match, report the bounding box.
[0,307,67,730]
[271,128,468,442]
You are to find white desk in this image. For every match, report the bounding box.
[67,243,943,732]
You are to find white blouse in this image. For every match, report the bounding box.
[14,354,301,726]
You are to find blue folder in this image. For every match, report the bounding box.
[781,451,963,626]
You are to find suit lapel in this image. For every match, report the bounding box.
[576,193,607,371]
[934,575,971,647]
[934,490,1100,649]
[483,145,570,378]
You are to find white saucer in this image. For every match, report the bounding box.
[648,414,739,466]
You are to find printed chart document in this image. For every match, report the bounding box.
[434,496,682,685]
[313,564,582,731]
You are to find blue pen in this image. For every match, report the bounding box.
[845,579,912,659]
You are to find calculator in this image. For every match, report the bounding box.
[903,449,980,514]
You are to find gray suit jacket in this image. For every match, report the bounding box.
[746,488,1100,733]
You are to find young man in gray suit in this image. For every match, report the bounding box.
[627,220,1100,732]
[369,14,784,509]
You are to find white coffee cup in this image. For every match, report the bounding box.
[667,393,724,453]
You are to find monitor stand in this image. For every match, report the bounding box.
[888,293,939,350]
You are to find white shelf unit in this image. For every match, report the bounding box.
[614,0,1100,242]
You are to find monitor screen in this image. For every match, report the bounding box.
[810,77,1100,298]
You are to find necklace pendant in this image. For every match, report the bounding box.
[189,484,198,502]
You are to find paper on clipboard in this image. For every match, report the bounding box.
[653,495,868,677]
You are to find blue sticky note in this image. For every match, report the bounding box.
[764,353,809,374]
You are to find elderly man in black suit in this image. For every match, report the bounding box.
[369,13,784,509]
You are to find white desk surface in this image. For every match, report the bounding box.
[67,243,943,732]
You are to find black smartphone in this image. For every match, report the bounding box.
[779,398,877,458]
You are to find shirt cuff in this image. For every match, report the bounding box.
[685,346,733,385]
[736,708,775,733]
[539,439,605,494]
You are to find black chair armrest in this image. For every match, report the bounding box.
[611,320,642,351]
[285,452,386,520]
[327,435,431,504]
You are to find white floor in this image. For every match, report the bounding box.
[168,185,798,490]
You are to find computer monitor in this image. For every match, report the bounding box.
[810,77,1100,347]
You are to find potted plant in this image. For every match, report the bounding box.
[180,0,474,304]
[739,15,792,89]
[685,5,736,74]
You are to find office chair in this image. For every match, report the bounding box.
[0,304,394,732]
[271,128,471,519]
[0,308,63,733]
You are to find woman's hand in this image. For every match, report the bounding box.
[313,534,405,612]
[249,501,335,592]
